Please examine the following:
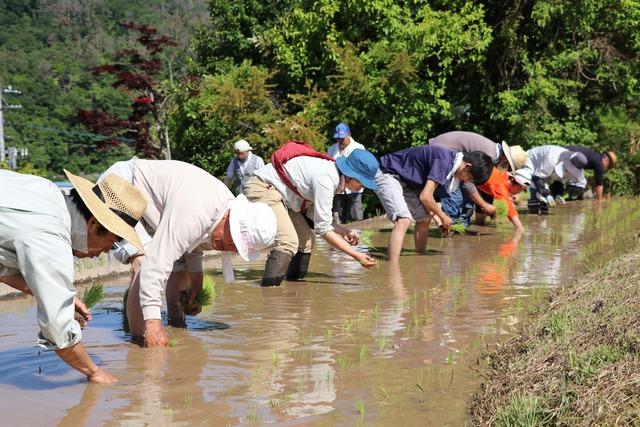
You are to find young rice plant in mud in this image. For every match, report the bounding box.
[355,399,365,418]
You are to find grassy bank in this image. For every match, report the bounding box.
[470,243,640,425]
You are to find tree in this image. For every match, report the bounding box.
[77,22,178,158]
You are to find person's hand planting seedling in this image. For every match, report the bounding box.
[180,276,215,316]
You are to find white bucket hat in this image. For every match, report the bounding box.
[229,194,276,261]
[234,139,253,153]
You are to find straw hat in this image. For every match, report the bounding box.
[605,151,617,168]
[502,142,528,171]
[64,170,147,253]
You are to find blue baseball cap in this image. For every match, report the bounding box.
[333,122,351,139]
[335,149,379,190]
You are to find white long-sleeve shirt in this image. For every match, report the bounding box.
[0,170,82,350]
[254,157,339,235]
[524,145,578,182]
[100,159,234,320]
[327,137,365,195]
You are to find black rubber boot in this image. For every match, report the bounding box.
[286,252,312,281]
[527,199,540,215]
[540,201,549,215]
[261,250,293,287]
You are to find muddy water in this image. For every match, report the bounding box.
[1,199,639,426]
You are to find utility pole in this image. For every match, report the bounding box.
[0,85,22,162]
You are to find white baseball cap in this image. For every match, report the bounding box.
[511,168,532,187]
[234,139,252,152]
[229,194,276,261]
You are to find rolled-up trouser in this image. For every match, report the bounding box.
[435,185,475,227]
[243,177,313,256]
[374,171,429,222]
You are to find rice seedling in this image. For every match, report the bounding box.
[450,222,466,235]
[359,229,374,248]
[336,354,350,371]
[269,399,282,408]
[373,301,381,321]
[182,275,216,314]
[324,329,333,342]
[494,199,508,219]
[355,399,365,418]
[359,345,368,363]
[246,406,258,424]
[271,348,279,367]
[377,385,389,401]
[376,335,390,351]
[168,338,182,347]
[183,393,193,409]
[299,330,312,346]
[82,283,105,309]
[163,404,173,421]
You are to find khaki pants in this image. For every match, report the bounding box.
[243,177,314,256]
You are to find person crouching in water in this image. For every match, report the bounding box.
[98,159,277,347]
[475,168,533,232]
[244,141,379,286]
[375,146,494,262]
[0,169,147,383]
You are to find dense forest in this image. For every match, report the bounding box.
[1,0,639,195]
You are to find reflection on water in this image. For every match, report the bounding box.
[1,200,639,426]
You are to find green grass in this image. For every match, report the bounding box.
[82,283,105,309]
[495,394,552,426]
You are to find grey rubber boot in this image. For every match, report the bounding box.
[286,252,312,281]
[261,250,293,287]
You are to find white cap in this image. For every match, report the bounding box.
[511,168,532,187]
[234,139,252,152]
[229,194,276,261]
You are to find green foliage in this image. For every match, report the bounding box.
[0,1,206,176]
[82,283,105,309]
[169,61,328,177]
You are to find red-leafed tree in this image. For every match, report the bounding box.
[77,22,177,158]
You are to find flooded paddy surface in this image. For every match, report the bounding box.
[1,199,639,426]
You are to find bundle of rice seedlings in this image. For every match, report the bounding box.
[450,222,466,235]
[359,229,374,248]
[181,275,216,315]
[82,283,105,309]
[494,199,509,219]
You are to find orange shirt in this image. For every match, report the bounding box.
[477,168,518,220]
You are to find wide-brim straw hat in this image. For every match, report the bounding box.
[605,151,617,168]
[502,142,528,172]
[64,170,147,253]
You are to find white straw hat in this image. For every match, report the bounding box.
[234,139,252,152]
[64,170,147,253]
[229,194,276,261]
